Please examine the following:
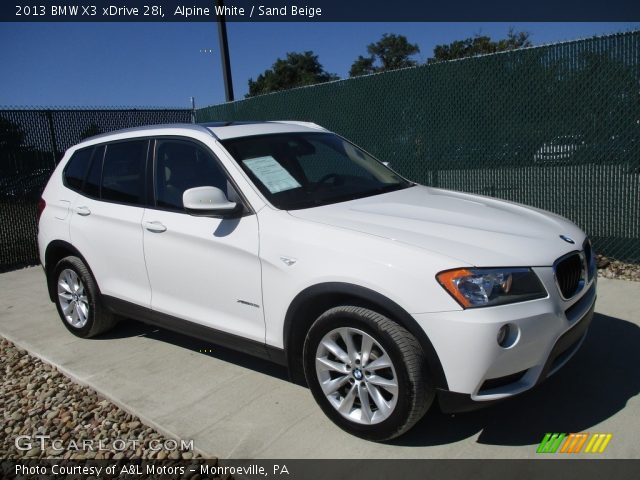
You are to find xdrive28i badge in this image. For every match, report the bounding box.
[560,235,575,244]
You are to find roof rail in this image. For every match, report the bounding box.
[198,120,267,128]
[80,123,218,143]
[198,120,327,131]
[271,121,327,131]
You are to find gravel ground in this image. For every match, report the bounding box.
[0,338,203,460]
[597,255,640,282]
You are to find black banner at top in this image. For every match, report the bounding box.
[2,0,640,22]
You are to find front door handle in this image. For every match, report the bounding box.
[143,221,167,233]
[75,206,91,216]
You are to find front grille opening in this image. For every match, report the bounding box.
[555,253,583,298]
[479,369,528,392]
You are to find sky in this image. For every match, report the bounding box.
[0,22,638,108]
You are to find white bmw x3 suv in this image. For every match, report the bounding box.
[37,121,596,440]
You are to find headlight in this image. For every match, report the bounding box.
[436,267,547,308]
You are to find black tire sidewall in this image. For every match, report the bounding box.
[303,308,421,441]
[52,257,98,338]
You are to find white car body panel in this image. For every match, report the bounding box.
[414,265,596,396]
[141,208,265,343]
[69,197,150,306]
[37,122,596,404]
[288,185,586,268]
[256,207,466,348]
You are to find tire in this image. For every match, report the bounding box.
[52,256,118,338]
[303,306,434,441]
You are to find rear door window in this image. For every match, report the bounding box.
[101,140,148,205]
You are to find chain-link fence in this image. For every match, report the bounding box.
[198,31,640,263]
[0,108,192,272]
[1,32,638,272]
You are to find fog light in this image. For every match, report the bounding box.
[497,324,519,348]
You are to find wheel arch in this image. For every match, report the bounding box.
[283,282,448,390]
[44,240,98,302]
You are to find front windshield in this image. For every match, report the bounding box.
[221,132,412,210]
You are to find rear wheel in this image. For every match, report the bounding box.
[53,256,117,338]
[303,306,434,441]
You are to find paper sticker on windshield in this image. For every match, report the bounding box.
[243,156,301,194]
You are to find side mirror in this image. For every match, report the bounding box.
[183,186,242,217]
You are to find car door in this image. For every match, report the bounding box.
[69,140,151,307]
[141,137,264,343]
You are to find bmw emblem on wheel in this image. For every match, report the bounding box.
[559,235,575,244]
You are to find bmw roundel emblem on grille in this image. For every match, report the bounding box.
[559,235,575,244]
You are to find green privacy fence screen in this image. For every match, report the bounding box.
[198,31,640,262]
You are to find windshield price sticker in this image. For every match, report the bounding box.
[243,156,301,194]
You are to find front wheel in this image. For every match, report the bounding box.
[303,306,434,441]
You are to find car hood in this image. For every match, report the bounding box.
[288,185,586,267]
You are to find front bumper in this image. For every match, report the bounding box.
[413,266,596,412]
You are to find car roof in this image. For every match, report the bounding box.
[204,121,327,140]
[77,120,328,145]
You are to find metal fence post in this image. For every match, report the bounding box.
[45,110,59,167]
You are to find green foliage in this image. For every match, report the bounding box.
[430,29,532,63]
[349,34,420,77]
[349,56,376,78]
[247,51,338,98]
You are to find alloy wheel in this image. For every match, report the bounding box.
[57,268,90,328]
[315,327,399,425]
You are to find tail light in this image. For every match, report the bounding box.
[36,198,46,226]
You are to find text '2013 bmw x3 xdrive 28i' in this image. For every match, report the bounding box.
[37,122,596,440]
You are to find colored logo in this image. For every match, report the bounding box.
[559,235,575,244]
[537,433,612,454]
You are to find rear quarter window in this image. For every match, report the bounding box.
[84,145,105,198]
[63,148,93,192]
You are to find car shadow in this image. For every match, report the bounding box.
[98,312,638,448]
[391,313,640,447]
[97,320,290,382]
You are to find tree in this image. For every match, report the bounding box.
[349,34,420,77]
[349,55,376,78]
[429,29,532,63]
[247,51,338,97]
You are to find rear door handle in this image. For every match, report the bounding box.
[143,221,167,233]
[75,206,91,216]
